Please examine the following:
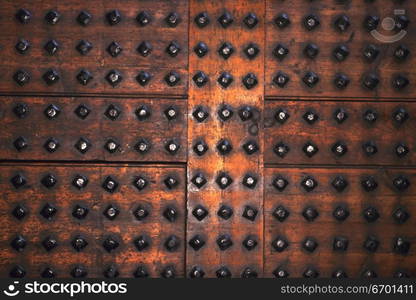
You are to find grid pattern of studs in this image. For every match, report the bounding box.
[265,0,416,99]
[265,168,416,278]
[187,0,264,278]
[0,0,188,95]
[265,100,416,165]
[0,97,186,162]
[0,164,185,278]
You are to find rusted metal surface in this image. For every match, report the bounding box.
[265,100,416,166]
[0,163,185,278]
[264,167,416,278]
[0,97,187,162]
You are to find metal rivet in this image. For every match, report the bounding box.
[106,70,123,87]
[363,235,379,252]
[102,176,118,193]
[164,71,180,86]
[106,10,121,25]
[192,205,208,221]
[164,106,178,120]
[216,172,233,189]
[102,236,120,253]
[275,13,290,28]
[103,266,119,278]
[217,139,233,155]
[193,71,209,87]
[189,235,206,251]
[361,176,378,191]
[11,235,26,252]
[273,43,289,60]
[12,204,27,220]
[273,267,289,278]
[302,141,319,157]
[273,71,290,88]
[331,141,348,157]
[362,141,378,156]
[41,267,56,278]
[218,11,233,28]
[10,266,26,278]
[243,236,258,251]
[194,42,209,57]
[303,268,319,278]
[189,266,205,278]
[242,73,258,89]
[133,176,148,191]
[217,72,234,88]
[242,174,258,189]
[13,103,29,118]
[76,69,93,86]
[11,174,27,188]
[363,15,380,31]
[105,104,121,121]
[303,71,319,88]
[334,73,350,89]
[165,139,180,155]
[393,175,410,191]
[334,14,350,32]
[133,205,149,221]
[333,45,350,62]
[77,11,92,26]
[242,140,259,155]
[395,142,409,158]
[72,174,88,189]
[244,12,258,29]
[273,205,290,222]
[76,40,93,55]
[134,266,149,278]
[332,269,348,278]
[105,138,120,153]
[393,74,410,90]
[303,14,320,30]
[302,237,318,253]
[45,10,60,25]
[163,206,178,222]
[164,235,180,252]
[191,173,207,189]
[43,69,60,85]
[193,140,208,156]
[134,235,150,251]
[13,136,28,151]
[272,236,289,252]
[304,43,319,59]
[333,205,350,221]
[44,40,59,55]
[166,12,181,27]
[363,44,380,62]
[41,173,57,188]
[218,42,234,59]
[244,43,260,59]
[13,69,31,86]
[393,237,410,255]
[216,266,232,278]
[393,207,410,224]
[192,106,209,122]
[15,38,30,54]
[164,176,179,189]
[217,234,233,250]
[16,9,32,24]
[71,266,87,278]
[107,41,123,57]
[362,73,379,90]
[72,204,89,220]
[394,45,410,61]
[136,71,152,86]
[395,15,410,30]
[40,203,57,219]
[161,266,176,278]
[195,12,210,28]
[303,110,319,124]
[333,236,349,251]
[334,108,348,123]
[44,104,60,119]
[273,141,290,158]
[393,108,409,124]
[363,206,380,223]
[166,41,181,57]
[217,205,233,220]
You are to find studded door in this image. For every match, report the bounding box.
[0,0,415,279]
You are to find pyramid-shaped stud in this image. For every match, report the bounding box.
[189,235,206,251]
[192,205,208,221]
[243,12,258,29]
[105,104,121,121]
[165,12,181,27]
[304,43,319,59]
[11,235,26,252]
[107,41,123,57]
[43,69,60,85]
[133,205,149,221]
[333,44,350,61]
[74,104,91,119]
[331,176,348,192]
[41,173,58,188]
[44,104,60,119]
[216,266,232,278]
[303,110,319,124]
[76,40,92,55]
[137,41,153,57]
[161,266,176,278]
[11,174,27,188]
[302,206,319,221]
[103,266,119,278]
[363,206,380,223]
[333,236,349,251]
[76,69,93,86]
[192,71,208,87]
[334,14,350,31]
[242,174,258,189]
[217,205,233,220]
[77,10,92,26]
[218,42,234,59]
[334,73,350,89]
[244,43,260,60]
[194,12,210,28]
[12,204,27,220]
[274,142,290,158]
[301,176,318,192]
[194,42,208,57]
[393,74,410,90]
[136,71,152,86]
[164,71,180,86]
[104,139,120,153]
[218,11,233,28]
[13,136,28,151]
[242,73,258,89]
[136,11,152,26]
[191,173,207,189]
[41,267,56,278]
[274,13,291,28]
[216,139,232,155]
[273,205,290,222]
[362,141,378,156]
[133,176,148,191]
[303,71,319,88]
[45,10,60,25]
[216,172,233,189]
[134,266,149,278]
[303,14,320,30]
[164,176,179,189]
[103,204,119,220]
[333,206,350,221]
[164,235,180,252]
[102,176,118,193]
[363,44,380,62]
[72,174,89,189]
[40,203,57,220]
[71,266,87,278]
[192,106,209,122]
[217,234,233,250]
[242,205,258,221]
[189,266,205,278]
[71,235,88,252]
[302,237,318,252]
[16,8,32,24]
[163,206,178,222]
[217,72,233,88]
[302,141,319,157]
[242,140,259,155]
[13,69,31,86]
[272,236,289,252]
[165,140,180,155]
[106,10,121,25]
[166,41,181,57]
[272,176,288,191]
[362,73,379,90]
[331,141,348,157]
[393,108,409,124]
[15,39,30,54]
[42,236,58,251]
[72,204,89,220]
[273,71,290,88]
[102,236,120,253]
[361,176,378,191]
[106,70,123,87]
[393,175,410,191]
[44,39,59,55]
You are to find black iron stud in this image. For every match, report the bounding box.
[16,9,31,24]
[76,40,92,55]
[11,174,27,188]
[40,203,57,219]
[166,41,181,57]
[136,11,152,26]
[134,235,150,251]
[72,204,89,220]
[71,266,87,278]
[216,172,233,189]
[218,205,233,220]
[242,205,258,221]
[275,13,291,28]
[189,235,206,251]
[12,204,27,220]
[242,73,258,89]
[217,234,233,250]
[166,12,181,27]
[72,174,88,189]
[331,142,348,157]
[41,174,57,188]
[334,14,350,32]
[363,15,380,31]
[272,236,289,252]
[106,70,123,87]
[102,236,120,252]
[44,104,60,119]
[76,69,93,86]
[333,44,350,62]
[165,71,180,86]
[103,266,119,278]
[133,176,148,191]
[273,71,290,88]
[302,206,319,221]
[242,140,259,155]
[11,235,26,252]
[363,236,379,252]
[105,104,121,121]
[218,11,233,28]
[105,139,120,153]
[15,38,30,54]
[77,11,92,26]
[218,42,234,59]
[193,71,208,87]
[164,176,179,189]
[194,12,210,28]
[363,44,380,62]
[333,206,350,221]
[137,41,152,57]
[194,42,208,57]
[134,266,149,278]
[44,40,59,55]
[302,142,319,157]
[102,176,118,193]
[136,71,152,86]
[161,266,176,278]
[273,205,290,222]
[191,173,207,189]
[45,10,60,25]
[363,206,380,223]
[393,207,410,224]
[243,236,258,251]
[133,205,149,221]
[303,14,320,30]
[10,266,26,278]
[43,69,60,85]
[333,236,349,251]
[192,106,209,122]
[217,72,234,88]
[244,12,258,29]
[163,206,178,222]
[13,136,28,151]
[302,237,318,253]
[13,70,31,86]
[216,266,232,278]
[164,235,180,252]
[107,41,122,57]
[302,71,319,87]
[273,43,289,60]
[106,10,121,25]
[304,43,319,59]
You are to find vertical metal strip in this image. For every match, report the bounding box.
[187,0,265,278]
